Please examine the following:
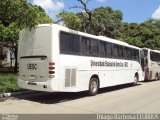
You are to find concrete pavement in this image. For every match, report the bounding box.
[0,80,160,114]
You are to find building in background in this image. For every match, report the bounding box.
[1,47,15,67]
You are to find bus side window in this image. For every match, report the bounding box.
[70,34,81,54]
[99,41,106,57]
[90,39,98,56]
[123,47,128,59]
[60,32,70,53]
[81,37,90,55]
[106,42,113,58]
[113,44,118,58]
[127,48,132,59]
[117,45,123,58]
[60,32,80,54]
[133,49,139,61]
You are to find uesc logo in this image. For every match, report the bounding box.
[27,64,37,70]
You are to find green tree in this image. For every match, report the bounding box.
[0,0,53,70]
[58,0,160,50]
[57,12,81,30]
[57,6,123,37]
[91,7,122,37]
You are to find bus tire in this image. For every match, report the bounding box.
[155,74,159,80]
[133,74,138,86]
[89,77,99,96]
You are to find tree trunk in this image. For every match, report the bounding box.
[14,45,18,73]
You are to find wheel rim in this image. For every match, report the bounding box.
[91,81,97,93]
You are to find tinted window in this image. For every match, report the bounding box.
[81,37,90,55]
[71,34,81,54]
[60,32,70,53]
[117,45,123,58]
[132,49,139,61]
[124,47,128,59]
[150,51,160,62]
[106,42,113,57]
[60,31,142,61]
[113,44,118,58]
[90,39,98,56]
[81,37,98,56]
[124,47,132,59]
[99,41,106,57]
[60,32,80,54]
[128,48,132,59]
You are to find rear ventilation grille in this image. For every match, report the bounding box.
[65,68,76,87]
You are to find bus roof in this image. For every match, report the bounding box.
[35,24,141,50]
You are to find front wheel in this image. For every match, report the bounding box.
[89,77,99,96]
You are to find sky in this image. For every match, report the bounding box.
[28,0,160,23]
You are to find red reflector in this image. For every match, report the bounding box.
[49,71,55,74]
[49,62,55,66]
[49,67,55,70]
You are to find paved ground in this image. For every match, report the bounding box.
[0,80,160,114]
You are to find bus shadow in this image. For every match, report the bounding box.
[14,83,141,104]
[140,79,158,83]
[99,83,141,94]
[14,91,88,104]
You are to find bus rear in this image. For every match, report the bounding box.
[18,25,58,92]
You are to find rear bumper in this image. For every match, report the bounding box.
[18,79,58,92]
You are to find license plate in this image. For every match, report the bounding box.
[29,75,36,80]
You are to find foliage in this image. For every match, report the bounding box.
[0,73,20,93]
[57,12,81,30]
[57,0,160,50]
[115,19,160,49]
[0,0,53,44]
[58,6,123,37]
[0,23,20,46]
[0,0,52,27]
[0,0,53,70]
[91,7,122,37]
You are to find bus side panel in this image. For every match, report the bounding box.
[58,55,142,92]
[58,55,91,92]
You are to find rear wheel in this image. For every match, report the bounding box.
[133,74,138,86]
[89,77,99,96]
[155,74,159,80]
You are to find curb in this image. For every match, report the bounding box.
[0,91,35,99]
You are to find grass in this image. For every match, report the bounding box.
[0,73,21,93]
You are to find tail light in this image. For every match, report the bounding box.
[49,62,55,78]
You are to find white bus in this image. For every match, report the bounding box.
[18,24,144,95]
[143,48,160,81]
